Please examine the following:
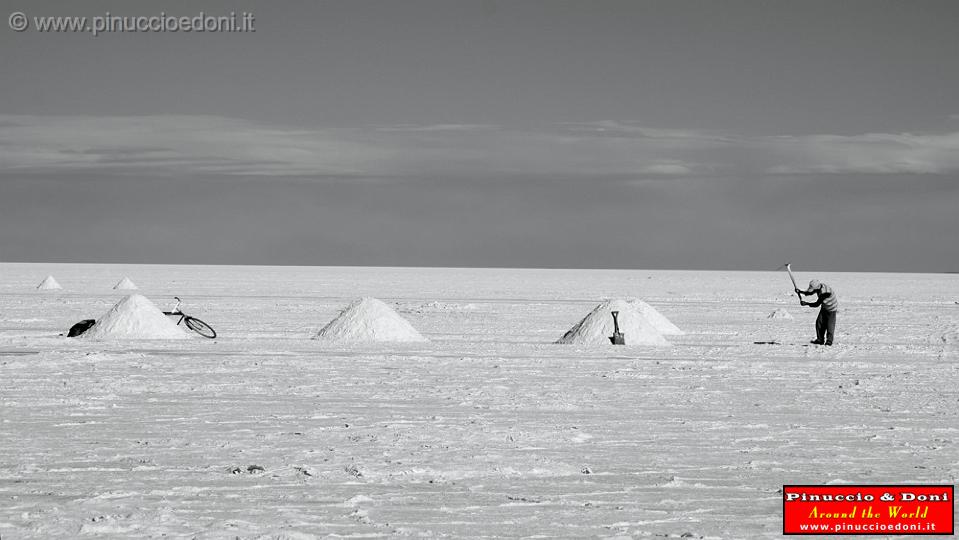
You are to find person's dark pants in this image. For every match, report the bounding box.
[815,308,837,345]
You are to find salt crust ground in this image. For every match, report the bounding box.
[0,264,957,538]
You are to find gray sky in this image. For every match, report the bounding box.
[2,0,958,271]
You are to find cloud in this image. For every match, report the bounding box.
[560,121,959,175]
[373,124,500,132]
[0,114,713,178]
[0,114,387,176]
[761,132,959,175]
[640,162,694,176]
[2,114,959,180]
[557,121,737,144]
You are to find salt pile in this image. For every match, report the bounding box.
[626,298,684,335]
[767,308,794,320]
[557,299,670,346]
[36,275,62,290]
[315,297,428,343]
[82,294,187,340]
[113,277,138,290]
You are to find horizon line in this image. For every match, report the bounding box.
[2,260,955,275]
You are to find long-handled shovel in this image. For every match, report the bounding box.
[785,262,803,305]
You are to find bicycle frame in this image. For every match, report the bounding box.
[162,297,217,339]
[163,297,185,324]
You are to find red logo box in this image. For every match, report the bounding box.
[783,485,954,535]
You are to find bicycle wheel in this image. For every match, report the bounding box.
[184,316,217,339]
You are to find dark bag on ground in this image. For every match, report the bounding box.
[67,319,96,337]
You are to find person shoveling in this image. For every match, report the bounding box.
[785,263,839,346]
[797,279,839,345]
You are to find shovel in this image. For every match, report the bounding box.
[609,311,626,345]
[785,262,803,305]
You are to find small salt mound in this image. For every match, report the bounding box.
[37,275,62,290]
[315,297,428,343]
[82,294,187,340]
[767,308,794,320]
[113,277,138,290]
[557,299,669,347]
[626,298,684,335]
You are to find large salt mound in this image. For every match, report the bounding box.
[82,294,187,340]
[557,299,669,347]
[626,298,684,335]
[767,308,794,320]
[113,277,138,290]
[37,275,62,290]
[315,297,428,343]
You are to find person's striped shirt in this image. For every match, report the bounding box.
[813,284,839,312]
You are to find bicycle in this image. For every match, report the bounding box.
[164,297,217,339]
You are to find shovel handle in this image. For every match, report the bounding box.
[785,264,803,304]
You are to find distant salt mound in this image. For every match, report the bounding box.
[557,299,669,347]
[768,308,794,320]
[82,294,187,340]
[113,277,138,290]
[315,297,428,343]
[626,298,684,335]
[37,275,62,290]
